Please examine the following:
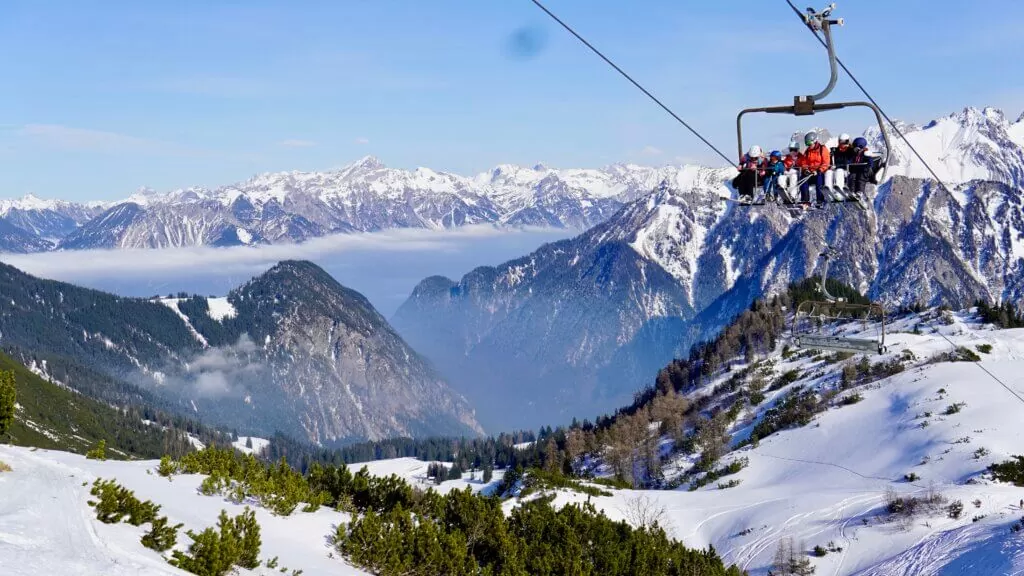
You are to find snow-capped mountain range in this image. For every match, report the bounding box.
[0,106,1021,255]
[0,157,677,252]
[392,106,1024,431]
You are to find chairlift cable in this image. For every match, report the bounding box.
[783,0,957,198]
[527,0,736,166]
[928,319,1024,407]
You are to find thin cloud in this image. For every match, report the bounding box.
[20,124,161,152]
[0,224,563,280]
[279,139,316,148]
[640,145,663,156]
[354,137,370,145]
[18,124,212,158]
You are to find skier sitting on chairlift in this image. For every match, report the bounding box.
[798,131,830,208]
[734,145,766,202]
[846,136,881,198]
[763,150,785,202]
[826,133,855,194]
[778,141,801,197]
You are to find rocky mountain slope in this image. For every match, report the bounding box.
[0,260,480,443]
[393,106,1024,431]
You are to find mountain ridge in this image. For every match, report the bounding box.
[0,258,481,444]
[392,106,1024,430]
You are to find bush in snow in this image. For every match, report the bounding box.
[947,500,964,519]
[157,455,177,477]
[883,484,947,525]
[86,439,107,461]
[170,507,261,575]
[141,515,184,552]
[839,393,862,406]
[944,402,966,415]
[989,456,1024,486]
[976,344,993,354]
[0,460,10,473]
[769,369,801,392]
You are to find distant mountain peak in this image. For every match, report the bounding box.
[350,155,385,171]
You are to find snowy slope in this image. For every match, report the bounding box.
[231,436,270,456]
[0,446,369,576]
[0,446,503,576]
[1,314,1022,575]
[529,312,1024,575]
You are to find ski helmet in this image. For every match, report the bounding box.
[853,136,868,148]
[788,140,800,151]
[838,133,851,144]
[748,145,763,158]
[804,131,818,146]
[770,150,782,159]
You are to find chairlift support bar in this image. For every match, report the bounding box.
[734,3,891,183]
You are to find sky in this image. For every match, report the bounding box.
[0,0,1021,202]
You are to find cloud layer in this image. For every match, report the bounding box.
[0,225,577,316]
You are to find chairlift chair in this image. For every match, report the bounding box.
[734,3,892,204]
[791,246,888,355]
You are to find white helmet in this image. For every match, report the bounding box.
[788,140,800,151]
[839,133,851,143]
[748,145,763,158]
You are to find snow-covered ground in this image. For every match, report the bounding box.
[0,448,500,576]
[539,312,1024,575]
[231,436,270,456]
[1,311,1022,575]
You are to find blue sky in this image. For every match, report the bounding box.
[1,0,1021,201]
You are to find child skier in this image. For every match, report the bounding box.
[778,141,801,199]
[846,137,877,198]
[763,150,785,202]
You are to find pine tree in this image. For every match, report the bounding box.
[89,479,127,523]
[0,370,15,440]
[86,439,107,460]
[126,497,161,526]
[170,526,232,576]
[158,455,177,477]
[141,515,183,552]
[234,506,262,569]
[482,464,493,483]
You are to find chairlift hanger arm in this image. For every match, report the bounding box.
[789,2,844,103]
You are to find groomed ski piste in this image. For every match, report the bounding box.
[1,309,1022,575]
